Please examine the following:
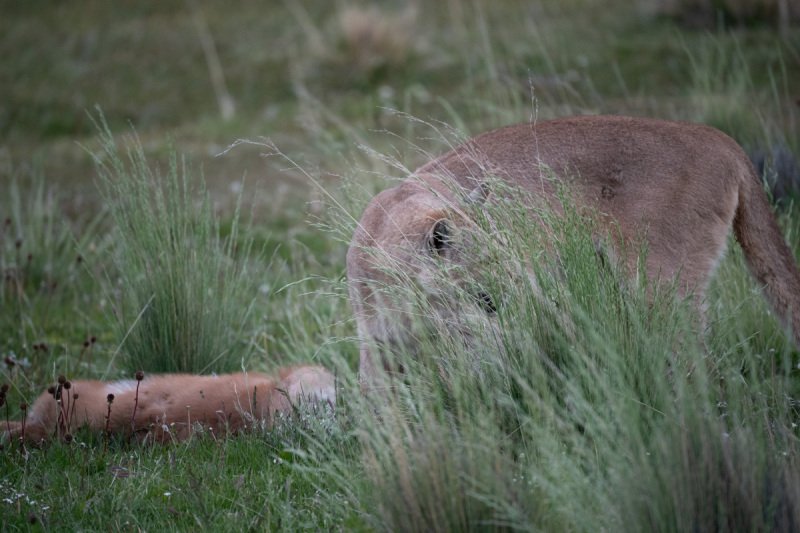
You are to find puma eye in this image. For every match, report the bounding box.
[428,219,451,256]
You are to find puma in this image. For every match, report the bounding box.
[347,115,800,388]
[2,365,335,444]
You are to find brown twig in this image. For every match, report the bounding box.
[55,376,67,438]
[1,384,10,439]
[75,336,97,372]
[104,393,114,453]
[62,380,72,434]
[70,393,79,435]
[131,371,144,434]
[47,385,59,439]
[19,402,27,451]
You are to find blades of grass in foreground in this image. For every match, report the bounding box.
[304,180,800,531]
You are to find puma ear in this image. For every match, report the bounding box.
[428,219,451,256]
[466,182,491,205]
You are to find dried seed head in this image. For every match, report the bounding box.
[63,381,72,390]
[26,253,32,262]
[76,255,83,263]
[107,393,115,403]
[28,512,37,525]
[64,433,73,444]
[47,385,57,396]
[83,340,90,348]
[14,239,22,249]
[135,370,145,381]
[3,356,14,368]
[58,375,66,385]
[19,402,27,411]
[90,336,97,344]
[72,393,79,400]
[0,383,8,393]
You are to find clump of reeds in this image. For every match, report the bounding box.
[89,112,258,374]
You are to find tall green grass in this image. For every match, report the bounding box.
[90,117,259,374]
[0,175,108,401]
[5,135,797,530]
[305,180,800,531]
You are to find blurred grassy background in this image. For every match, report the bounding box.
[2,0,798,209]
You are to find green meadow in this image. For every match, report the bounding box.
[1,0,799,530]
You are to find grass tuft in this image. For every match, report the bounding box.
[90,113,258,374]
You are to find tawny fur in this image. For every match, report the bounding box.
[3,365,335,444]
[347,115,800,388]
